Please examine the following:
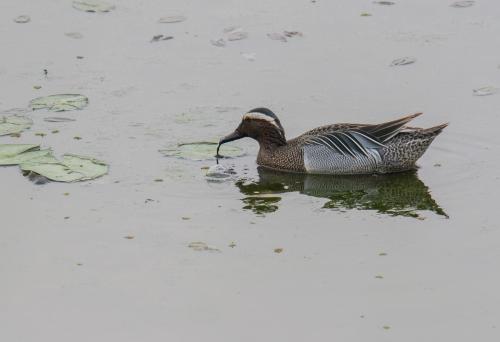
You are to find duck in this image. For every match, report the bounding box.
[217,108,447,175]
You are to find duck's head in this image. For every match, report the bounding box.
[217,108,287,156]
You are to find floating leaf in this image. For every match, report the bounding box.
[267,33,287,42]
[241,52,256,61]
[188,241,220,252]
[151,35,173,42]
[20,154,108,182]
[227,31,248,41]
[211,38,226,47]
[43,116,77,122]
[390,57,416,66]
[158,15,186,23]
[450,1,474,8]
[72,0,115,12]
[160,142,244,161]
[0,144,41,165]
[30,94,88,112]
[283,31,303,38]
[473,86,498,96]
[65,32,83,39]
[14,15,30,23]
[0,115,33,136]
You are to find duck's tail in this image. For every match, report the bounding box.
[379,122,448,173]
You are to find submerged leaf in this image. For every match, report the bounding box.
[160,142,244,161]
[72,0,115,12]
[0,115,33,136]
[30,94,88,112]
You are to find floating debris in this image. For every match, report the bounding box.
[43,116,77,123]
[241,52,256,61]
[267,33,287,42]
[33,85,42,90]
[284,31,303,38]
[211,38,226,47]
[188,241,220,252]
[0,115,33,136]
[223,26,241,33]
[450,1,474,8]
[151,35,173,42]
[14,15,31,23]
[360,12,372,17]
[274,248,283,254]
[65,32,84,39]
[158,15,186,23]
[390,57,416,66]
[30,94,88,112]
[373,1,395,5]
[473,86,498,96]
[160,142,244,161]
[21,154,108,182]
[72,0,115,13]
[227,31,248,41]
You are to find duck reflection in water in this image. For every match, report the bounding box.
[235,167,448,218]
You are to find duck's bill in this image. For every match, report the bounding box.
[217,130,244,157]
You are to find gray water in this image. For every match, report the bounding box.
[1,1,500,341]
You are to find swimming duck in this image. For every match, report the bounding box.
[217,108,447,175]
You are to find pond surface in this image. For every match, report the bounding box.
[1,0,500,341]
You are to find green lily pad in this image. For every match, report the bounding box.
[72,0,115,12]
[21,154,108,182]
[0,148,55,166]
[30,94,88,112]
[160,142,244,161]
[0,144,40,162]
[0,115,33,136]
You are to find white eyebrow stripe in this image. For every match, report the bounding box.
[243,112,280,128]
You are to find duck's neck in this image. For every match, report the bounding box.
[257,130,287,151]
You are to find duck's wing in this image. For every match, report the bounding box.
[359,113,422,142]
[304,129,385,159]
[301,113,422,144]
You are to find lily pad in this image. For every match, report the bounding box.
[160,142,244,161]
[0,144,40,164]
[0,115,33,136]
[0,147,54,166]
[158,15,186,23]
[72,0,115,12]
[390,57,416,66]
[30,94,88,112]
[21,154,108,182]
